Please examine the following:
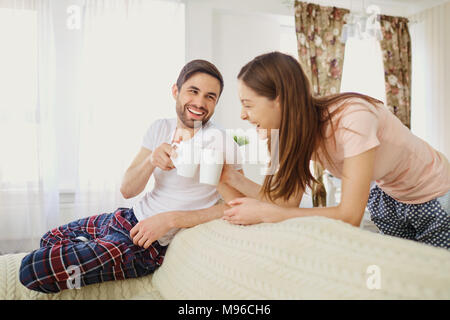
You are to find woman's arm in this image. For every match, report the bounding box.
[217,169,246,203]
[224,148,376,227]
[222,165,303,208]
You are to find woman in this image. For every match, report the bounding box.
[221,51,450,250]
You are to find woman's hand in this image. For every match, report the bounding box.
[130,212,176,248]
[223,197,284,225]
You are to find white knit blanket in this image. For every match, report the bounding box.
[152,217,450,299]
[1,217,449,299]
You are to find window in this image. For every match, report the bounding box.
[279,21,386,103]
[0,8,39,189]
[75,1,185,194]
[0,2,185,194]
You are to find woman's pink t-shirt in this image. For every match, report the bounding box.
[317,97,450,204]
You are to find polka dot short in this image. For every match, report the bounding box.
[367,185,450,250]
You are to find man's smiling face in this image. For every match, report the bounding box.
[172,72,221,129]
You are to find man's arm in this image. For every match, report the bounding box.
[166,169,246,230]
[120,147,155,199]
[171,202,230,229]
[130,202,230,248]
[121,143,176,199]
[130,168,243,248]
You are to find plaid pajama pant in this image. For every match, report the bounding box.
[19,208,168,293]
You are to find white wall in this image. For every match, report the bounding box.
[211,11,281,130]
[213,10,284,187]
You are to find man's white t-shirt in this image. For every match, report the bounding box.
[132,118,243,245]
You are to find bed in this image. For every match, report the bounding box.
[1,217,449,299]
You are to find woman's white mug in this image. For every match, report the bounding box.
[199,149,224,186]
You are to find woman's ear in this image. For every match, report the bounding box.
[275,96,281,110]
[172,84,179,100]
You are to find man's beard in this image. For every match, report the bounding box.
[176,101,211,129]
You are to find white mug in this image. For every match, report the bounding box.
[199,148,224,186]
[171,141,201,178]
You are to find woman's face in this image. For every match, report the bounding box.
[238,80,282,139]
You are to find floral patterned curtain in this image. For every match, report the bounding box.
[295,1,349,96]
[379,16,412,128]
[294,0,350,207]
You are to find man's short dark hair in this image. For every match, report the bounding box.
[176,60,224,96]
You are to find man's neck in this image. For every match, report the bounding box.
[173,119,202,143]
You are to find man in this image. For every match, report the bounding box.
[19,60,244,293]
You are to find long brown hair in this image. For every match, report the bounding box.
[237,51,382,202]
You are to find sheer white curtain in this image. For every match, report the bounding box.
[410,1,450,158]
[72,0,185,219]
[0,0,59,253]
